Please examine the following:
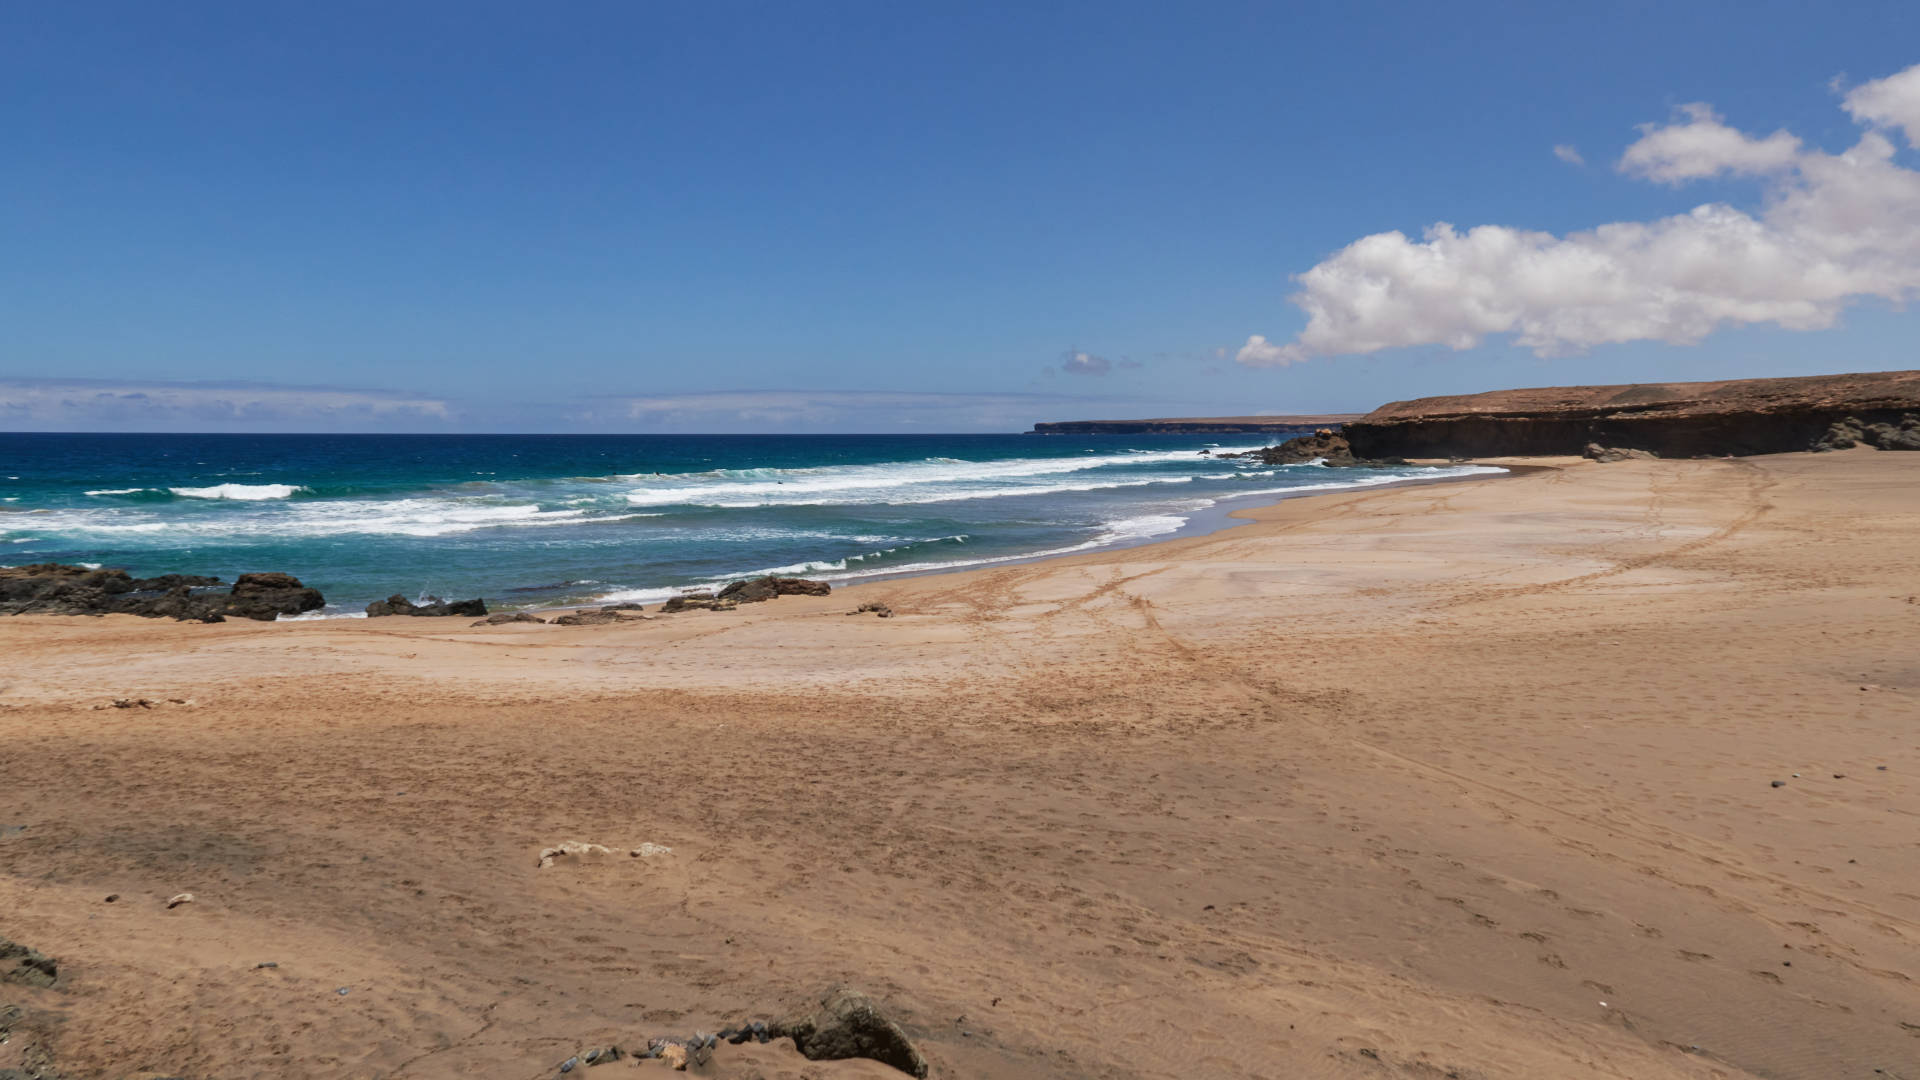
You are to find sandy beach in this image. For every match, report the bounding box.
[3,449,1917,1079]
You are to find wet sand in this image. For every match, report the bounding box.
[2,450,1917,1079]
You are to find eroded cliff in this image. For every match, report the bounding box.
[1343,369,1920,459]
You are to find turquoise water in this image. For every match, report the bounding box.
[0,433,1499,615]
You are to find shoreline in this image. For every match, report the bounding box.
[0,460,1544,624]
[2,450,1917,1078]
[778,460,1529,600]
[208,461,1523,621]
[486,461,1526,617]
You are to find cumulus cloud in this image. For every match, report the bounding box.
[1234,335,1303,367]
[1238,61,1920,367]
[1617,102,1803,182]
[0,379,452,431]
[1843,63,1920,148]
[1061,350,1112,376]
[1553,144,1585,166]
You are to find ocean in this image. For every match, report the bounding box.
[0,432,1501,615]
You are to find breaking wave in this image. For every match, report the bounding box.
[168,483,309,500]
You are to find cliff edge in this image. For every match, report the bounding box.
[1343,369,1920,459]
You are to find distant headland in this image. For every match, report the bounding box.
[1033,370,1920,458]
[1028,414,1362,435]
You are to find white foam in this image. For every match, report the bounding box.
[169,483,307,500]
[85,488,149,496]
[615,447,1269,509]
[26,498,655,540]
[589,512,1193,606]
[586,465,1505,606]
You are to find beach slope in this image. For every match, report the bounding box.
[1,451,1916,1079]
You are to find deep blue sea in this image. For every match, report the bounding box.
[0,433,1500,616]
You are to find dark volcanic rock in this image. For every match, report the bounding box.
[473,611,546,626]
[0,564,320,621]
[771,988,927,1077]
[552,609,623,626]
[717,576,832,604]
[227,572,326,621]
[661,592,734,613]
[718,578,778,603]
[1227,430,1411,468]
[1344,370,1920,459]
[141,586,228,623]
[365,595,412,616]
[365,594,487,618]
[0,563,133,615]
[0,937,57,988]
[1244,428,1356,465]
[128,574,223,592]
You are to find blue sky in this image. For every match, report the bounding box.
[4,2,1918,431]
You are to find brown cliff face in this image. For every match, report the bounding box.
[1342,369,1920,458]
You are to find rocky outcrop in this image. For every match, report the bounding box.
[227,573,326,620]
[660,592,734,613]
[1226,430,1411,468]
[1583,444,1658,463]
[551,610,617,626]
[0,937,57,988]
[717,577,832,604]
[1812,414,1920,451]
[0,564,322,621]
[1343,370,1920,460]
[473,611,545,626]
[770,988,928,1077]
[365,594,487,618]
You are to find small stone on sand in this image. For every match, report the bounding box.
[538,841,613,868]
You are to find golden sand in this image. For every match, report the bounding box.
[2,450,1916,1078]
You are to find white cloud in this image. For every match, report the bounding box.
[1843,63,1920,148]
[1617,103,1802,182]
[1234,334,1304,367]
[0,379,452,431]
[607,389,1124,433]
[1061,350,1111,376]
[1553,144,1585,166]
[1240,61,1920,366]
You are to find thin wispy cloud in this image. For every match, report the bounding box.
[0,379,452,431]
[1552,143,1585,166]
[603,389,1135,432]
[1238,60,1920,367]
